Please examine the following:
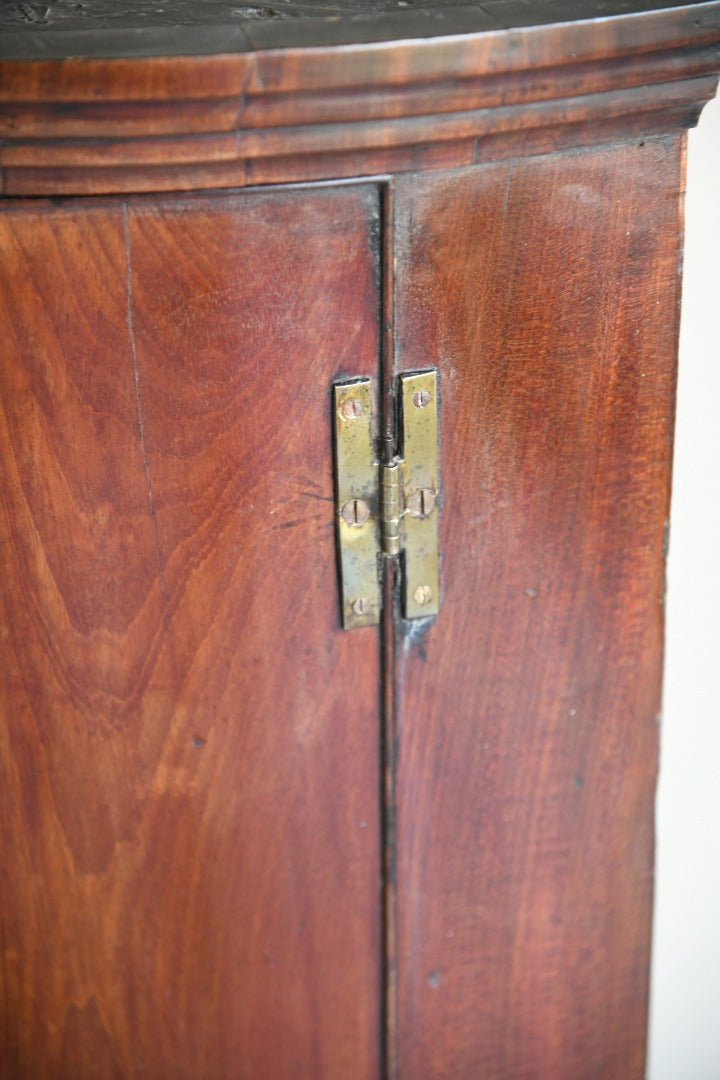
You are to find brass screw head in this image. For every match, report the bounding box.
[414,584,433,605]
[341,498,370,527]
[341,398,364,419]
[407,488,437,519]
[352,597,370,616]
[412,389,431,408]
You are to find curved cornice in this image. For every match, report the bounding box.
[1,2,719,195]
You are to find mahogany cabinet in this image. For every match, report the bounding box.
[1,3,719,1078]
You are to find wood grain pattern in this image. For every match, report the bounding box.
[0,183,382,1079]
[392,139,684,1078]
[0,2,717,195]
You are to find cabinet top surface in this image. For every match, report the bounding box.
[1,0,717,58]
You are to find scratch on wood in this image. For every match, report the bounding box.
[123,204,169,606]
[271,516,320,531]
[500,159,515,219]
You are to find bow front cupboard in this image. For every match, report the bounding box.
[1,3,719,1077]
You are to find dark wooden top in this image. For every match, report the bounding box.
[0,0,711,58]
[1,1,719,195]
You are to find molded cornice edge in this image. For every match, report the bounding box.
[1,2,719,195]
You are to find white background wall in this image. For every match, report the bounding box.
[648,93,720,1078]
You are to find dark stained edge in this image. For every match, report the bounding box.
[0,1,712,59]
[0,24,253,60]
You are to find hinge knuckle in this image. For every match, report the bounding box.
[381,461,402,556]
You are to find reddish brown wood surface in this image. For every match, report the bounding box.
[0,3,717,195]
[392,139,684,1078]
[0,184,381,1079]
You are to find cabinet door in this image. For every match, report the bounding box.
[0,185,381,1079]
[392,141,682,1078]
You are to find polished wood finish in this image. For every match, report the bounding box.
[392,139,683,1077]
[0,2,718,194]
[0,184,381,1079]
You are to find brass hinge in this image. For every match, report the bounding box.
[333,370,439,629]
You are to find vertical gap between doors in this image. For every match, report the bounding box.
[379,177,399,1080]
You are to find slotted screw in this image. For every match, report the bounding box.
[341,498,370,527]
[412,389,431,408]
[414,584,433,605]
[352,597,370,616]
[341,398,364,419]
[407,488,437,519]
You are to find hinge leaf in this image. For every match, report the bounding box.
[400,370,440,620]
[334,379,381,629]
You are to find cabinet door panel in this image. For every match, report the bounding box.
[393,141,682,1078]
[0,185,381,1079]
